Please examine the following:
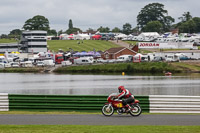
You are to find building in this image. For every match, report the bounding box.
[103,47,137,59]
[20,30,47,53]
[0,43,19,53]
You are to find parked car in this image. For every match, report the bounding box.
[62,61,72,66]
[141,56,149,62]
[74,57,94,65]
[43,60,55,67]
[10,62,20,68]
[179,55,189,60]
[96,58,108,63]
[166,55,180,62]
[116,55,133,62]
[36,61,45,67]
[0,63,5,68]
[23,61,33,67]
[152,56,165,62]
[4,63,11,68]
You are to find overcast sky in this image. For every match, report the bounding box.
[0,0,199,34]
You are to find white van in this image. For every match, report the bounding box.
[62,61,72,66]
[10,62,20,68]
[24,61,33,67]
[0,63,5,68]
[116,55,133,62]
[36,61,45,67]
[0,56,7,63]
[166,54,180,62]
[74,57,94,65]
[43,60,55,67]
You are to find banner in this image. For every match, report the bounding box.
[138,42,160,49]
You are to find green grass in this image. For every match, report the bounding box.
[123,40,138,45]
[47,40,119,52]
[171,62,200,72]
[0,39,17,43]
[0,111,100,115]
[0,68,43,73]
[0,125,199,133]
[54,62,182,74]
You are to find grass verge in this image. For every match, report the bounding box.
[170,62,200,72]
[0,39,17,43]
[0,111,100,115]
[47,40,119,52]
[54,62,182,74]
[0,68,43,73]
[0,125,199,133]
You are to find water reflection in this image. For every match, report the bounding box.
[0,73,200,96]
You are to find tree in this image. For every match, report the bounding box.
[0,34,8,39]
[179,20,196,33]
[193,17,200,33]
[137,3,174,32]
[57,30,63,36]
[132,26,139,34]
[47,29,57,36]
[23,15,50,31]
[66,19,82,34]
[68,19,73,29]
[122,23,132,35]
[97,26,110,33]
[9,29,22,35]
[143,21,163,33]
[178,12,192,22]
[112,27,121,33]
[66,28,82,34]
[8,29,22,39]
[163,16,175,32]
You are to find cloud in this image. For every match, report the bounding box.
[0,0,200,34]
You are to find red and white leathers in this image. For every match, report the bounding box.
[117,89,134,99]
[117,86,135,111]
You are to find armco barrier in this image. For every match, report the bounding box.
[8,94,149,112]
[149,95,200,113]
[0,93,9,111]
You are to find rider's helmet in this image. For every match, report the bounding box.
[118,86,125,93]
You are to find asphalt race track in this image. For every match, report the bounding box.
[0,114,200,125]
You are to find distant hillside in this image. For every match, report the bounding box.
[0,39,17,43]
[47,40,119,52]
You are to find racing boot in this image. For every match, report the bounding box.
[125,104,132,113]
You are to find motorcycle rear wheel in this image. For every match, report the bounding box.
[102,104,114,116]
[129,104,142,116]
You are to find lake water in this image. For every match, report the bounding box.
[0,73,200,96]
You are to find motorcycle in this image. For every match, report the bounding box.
[102,93,142,117]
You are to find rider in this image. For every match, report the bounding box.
[115,86,135,111]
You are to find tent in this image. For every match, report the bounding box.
[74,34,90,40]
[115,34,128,39]
[73,51,101,57]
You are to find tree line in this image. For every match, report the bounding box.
[1,2,200,39]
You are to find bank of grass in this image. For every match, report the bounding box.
[0,125,199,133]
[170,62,200,72]
[47,40,119,52]
[54,62,182,74]
[0,38,17,43]
[0,111,100,115]
[0,67,43,73]
[123,40,138,45]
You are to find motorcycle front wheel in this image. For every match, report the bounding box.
[129,104,142,117]
[102,104,114,116]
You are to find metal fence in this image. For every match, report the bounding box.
[8,94,149,112]
[0,93,9,111]
[149,95,200,113]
